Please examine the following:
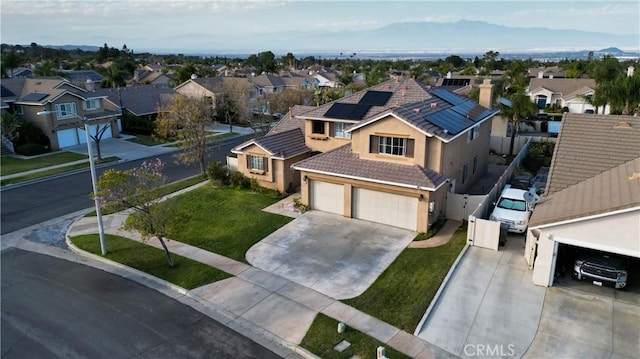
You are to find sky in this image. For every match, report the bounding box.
[1,0,639,54]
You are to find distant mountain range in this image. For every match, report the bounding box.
[42,20,639,58]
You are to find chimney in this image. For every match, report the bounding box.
[538,71,544,79]
[85,79,95,92]
[479,79,493,109]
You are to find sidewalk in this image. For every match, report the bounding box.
[66,211,457,359]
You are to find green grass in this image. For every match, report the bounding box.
[165,186,292,263]
[86,175,206,216]
[342,227,467,332]
[71,234,230,289]
[300,314,410,359]
[126,134,171,146]
[0,151,87,175]
[0,157,119,186]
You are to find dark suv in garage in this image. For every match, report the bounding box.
[573,253,628,289]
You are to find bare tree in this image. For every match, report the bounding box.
[155,94,212,178]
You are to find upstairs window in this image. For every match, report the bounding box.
[333,122,351,139]
[55,102,77,119]
[312,120,325,134]
[370,135,414,158]
[84,99,100,110]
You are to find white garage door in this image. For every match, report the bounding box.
[310,180,344,215]
[57,128,79,148]
[353,188,418,230]
[79,124,113,144]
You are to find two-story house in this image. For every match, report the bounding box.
[232,78,498,232]
[527,78,610,114]
[2,77,121,150]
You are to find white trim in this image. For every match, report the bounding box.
[531,206,640,230]
[271,149,310,160]
[551,235,640,258]
[53,81,87,92]
[292,166,446,191]
[232,141,273,156]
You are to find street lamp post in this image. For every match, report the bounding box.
[37,111,107,254]
[83,117,107,255]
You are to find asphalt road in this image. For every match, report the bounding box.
[0,135,251,234]
[1,248,281,359]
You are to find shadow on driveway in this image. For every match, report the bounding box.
[246,211,415,300]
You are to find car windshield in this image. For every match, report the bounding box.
[497,198,527,211]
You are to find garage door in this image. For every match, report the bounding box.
[79,124,113,144]
[57,128,79,148]
[353,188,418,230]
[310,180,344,215]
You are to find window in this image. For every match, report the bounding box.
[84,99,100,110]
[467,125,480,142]
[462,163,468,184]
[312,120,325,134]
[55,102,77,119]
[15,105,24,115]
[473,155,478,174]
[248,155,267,172]
[370,135,414,157]
[333,122,351,139]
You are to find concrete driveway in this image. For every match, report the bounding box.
[246,211,415,300]
[525,287,640,359]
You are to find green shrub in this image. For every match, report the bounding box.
[207,160,228,184]
[229,171,249,188]
[16,143,49,156]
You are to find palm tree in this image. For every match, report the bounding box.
[500,93,538,155]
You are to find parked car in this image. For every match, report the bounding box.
[489,185,535,233]
[573,253,628,289]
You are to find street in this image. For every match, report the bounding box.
[1,248,281,359]
[0,135,251,234]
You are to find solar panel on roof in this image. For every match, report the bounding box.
[22,93,49,102]
[441,78,471,87]
[324,103,371,120]
[359,90,393,106]
[431,89,466,106]
[425,109,475,135]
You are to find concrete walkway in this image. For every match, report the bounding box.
[409,220,463,248]
[66,211,456,359]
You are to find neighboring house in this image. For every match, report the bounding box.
[232,78,498,232]
[528,66,566,79]
[525,114,640,287]
[92,84,176,121]
[174,76,258,111]
[1,77,121,150]
[61,70,103,90]
[250,73,286,96]
[6,67,33,78]
[527,78,609,114]
[132,69,172,86]
[313,71,342,89]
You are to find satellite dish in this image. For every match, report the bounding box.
[523,188,539,204]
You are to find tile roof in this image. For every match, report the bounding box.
[299,78,435,122]
[233,128,310,159]
[529,157,640,227]
[62,70,103,84]
[528,78,595,96]
[267,105,315,135]
[250,73,286,88]
[12,78,88,105]
[93,85,176,116]
[545,114,640,195]
[292,144,448,191]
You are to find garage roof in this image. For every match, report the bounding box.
[291,144,448,191]
[530,157,640,227]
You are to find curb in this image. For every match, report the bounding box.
[413,242,471,336]
[64,219,313,359]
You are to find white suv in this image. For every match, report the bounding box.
[489,185,534,233]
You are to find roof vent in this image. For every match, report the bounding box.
[430,103,438,109]
[443,129,449,134]
[413,108,421,114]
[615,121,632,129]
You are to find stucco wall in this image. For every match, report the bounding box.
[304,120,353,153]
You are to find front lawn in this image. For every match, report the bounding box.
[165,186,292,263]
[0,151,87,175]
[71,234,230,289]
[1,156,119,186]
[342,226,467,332]
[300,313,410,359]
